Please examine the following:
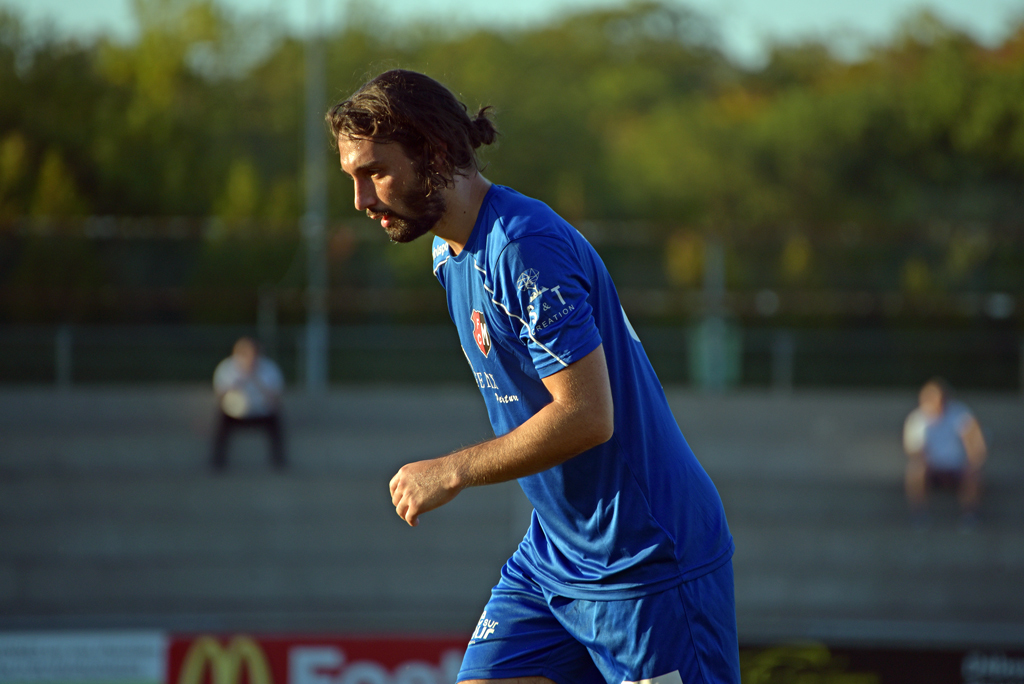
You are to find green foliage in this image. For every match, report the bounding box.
[0,132,28,217]
[2,234,107,322]
[214,158,260,222]
[30,148,88,217]
[187,234,301,322]
[741,643,879,683]
[1,0,1022,237]
[1,0,1023,325]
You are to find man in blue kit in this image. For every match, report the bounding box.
[327,69,739,684]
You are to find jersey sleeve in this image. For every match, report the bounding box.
[431,236,451,289]
[491,234,602,378]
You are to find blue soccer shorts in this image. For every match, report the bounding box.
[456,557,740,684]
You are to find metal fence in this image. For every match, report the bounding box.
[3,324,1021,392]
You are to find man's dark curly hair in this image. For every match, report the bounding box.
[326,69,497,197]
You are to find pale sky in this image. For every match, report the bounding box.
[3,0,1021,64]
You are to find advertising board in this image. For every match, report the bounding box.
[1,632,1021,684]
[167,636,466,684]
[0,632,166,684]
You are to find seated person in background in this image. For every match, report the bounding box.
[903,378,986,525]
[211,337,286,471]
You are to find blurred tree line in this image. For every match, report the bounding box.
[0,0,1022,325]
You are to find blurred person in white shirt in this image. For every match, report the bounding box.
[903,378,986,527]
[211,337,286,472]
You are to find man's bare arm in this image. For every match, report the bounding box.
[961,417,987,470]
[388,344,614,526]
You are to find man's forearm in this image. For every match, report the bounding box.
[389,396,611,527]
[962,420,987,468]
[448,392,613,489]
[389,345,614,526]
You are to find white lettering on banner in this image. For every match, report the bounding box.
[290,647,345,684]
[287,647,466,684]
[438,651,463,684]
[393,661,441,684]
[962,651,1024,683]
[0,632,166,684]
[340,662,390,684]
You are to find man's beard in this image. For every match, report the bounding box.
[374,184,447,244]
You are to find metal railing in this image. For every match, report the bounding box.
[3,324,1021,392]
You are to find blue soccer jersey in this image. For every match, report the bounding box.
[433,185,733,600]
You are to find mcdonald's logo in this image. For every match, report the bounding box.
[178,636,273,684]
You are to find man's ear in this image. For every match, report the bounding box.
[429,142,448,173]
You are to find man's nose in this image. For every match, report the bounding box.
[354,179,377,212]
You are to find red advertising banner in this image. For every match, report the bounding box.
[1,632,1021,684]
[166,636,468,684]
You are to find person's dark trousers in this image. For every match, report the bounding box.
[211,411,286,471]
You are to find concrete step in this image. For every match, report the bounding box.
[736,566,1024,620]
[718,478,1024,523]
[1,387,1022,645]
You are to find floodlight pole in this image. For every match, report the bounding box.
[701,239,726,392]
[303,0,329,393]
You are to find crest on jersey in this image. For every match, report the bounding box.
[471,309,491,357]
